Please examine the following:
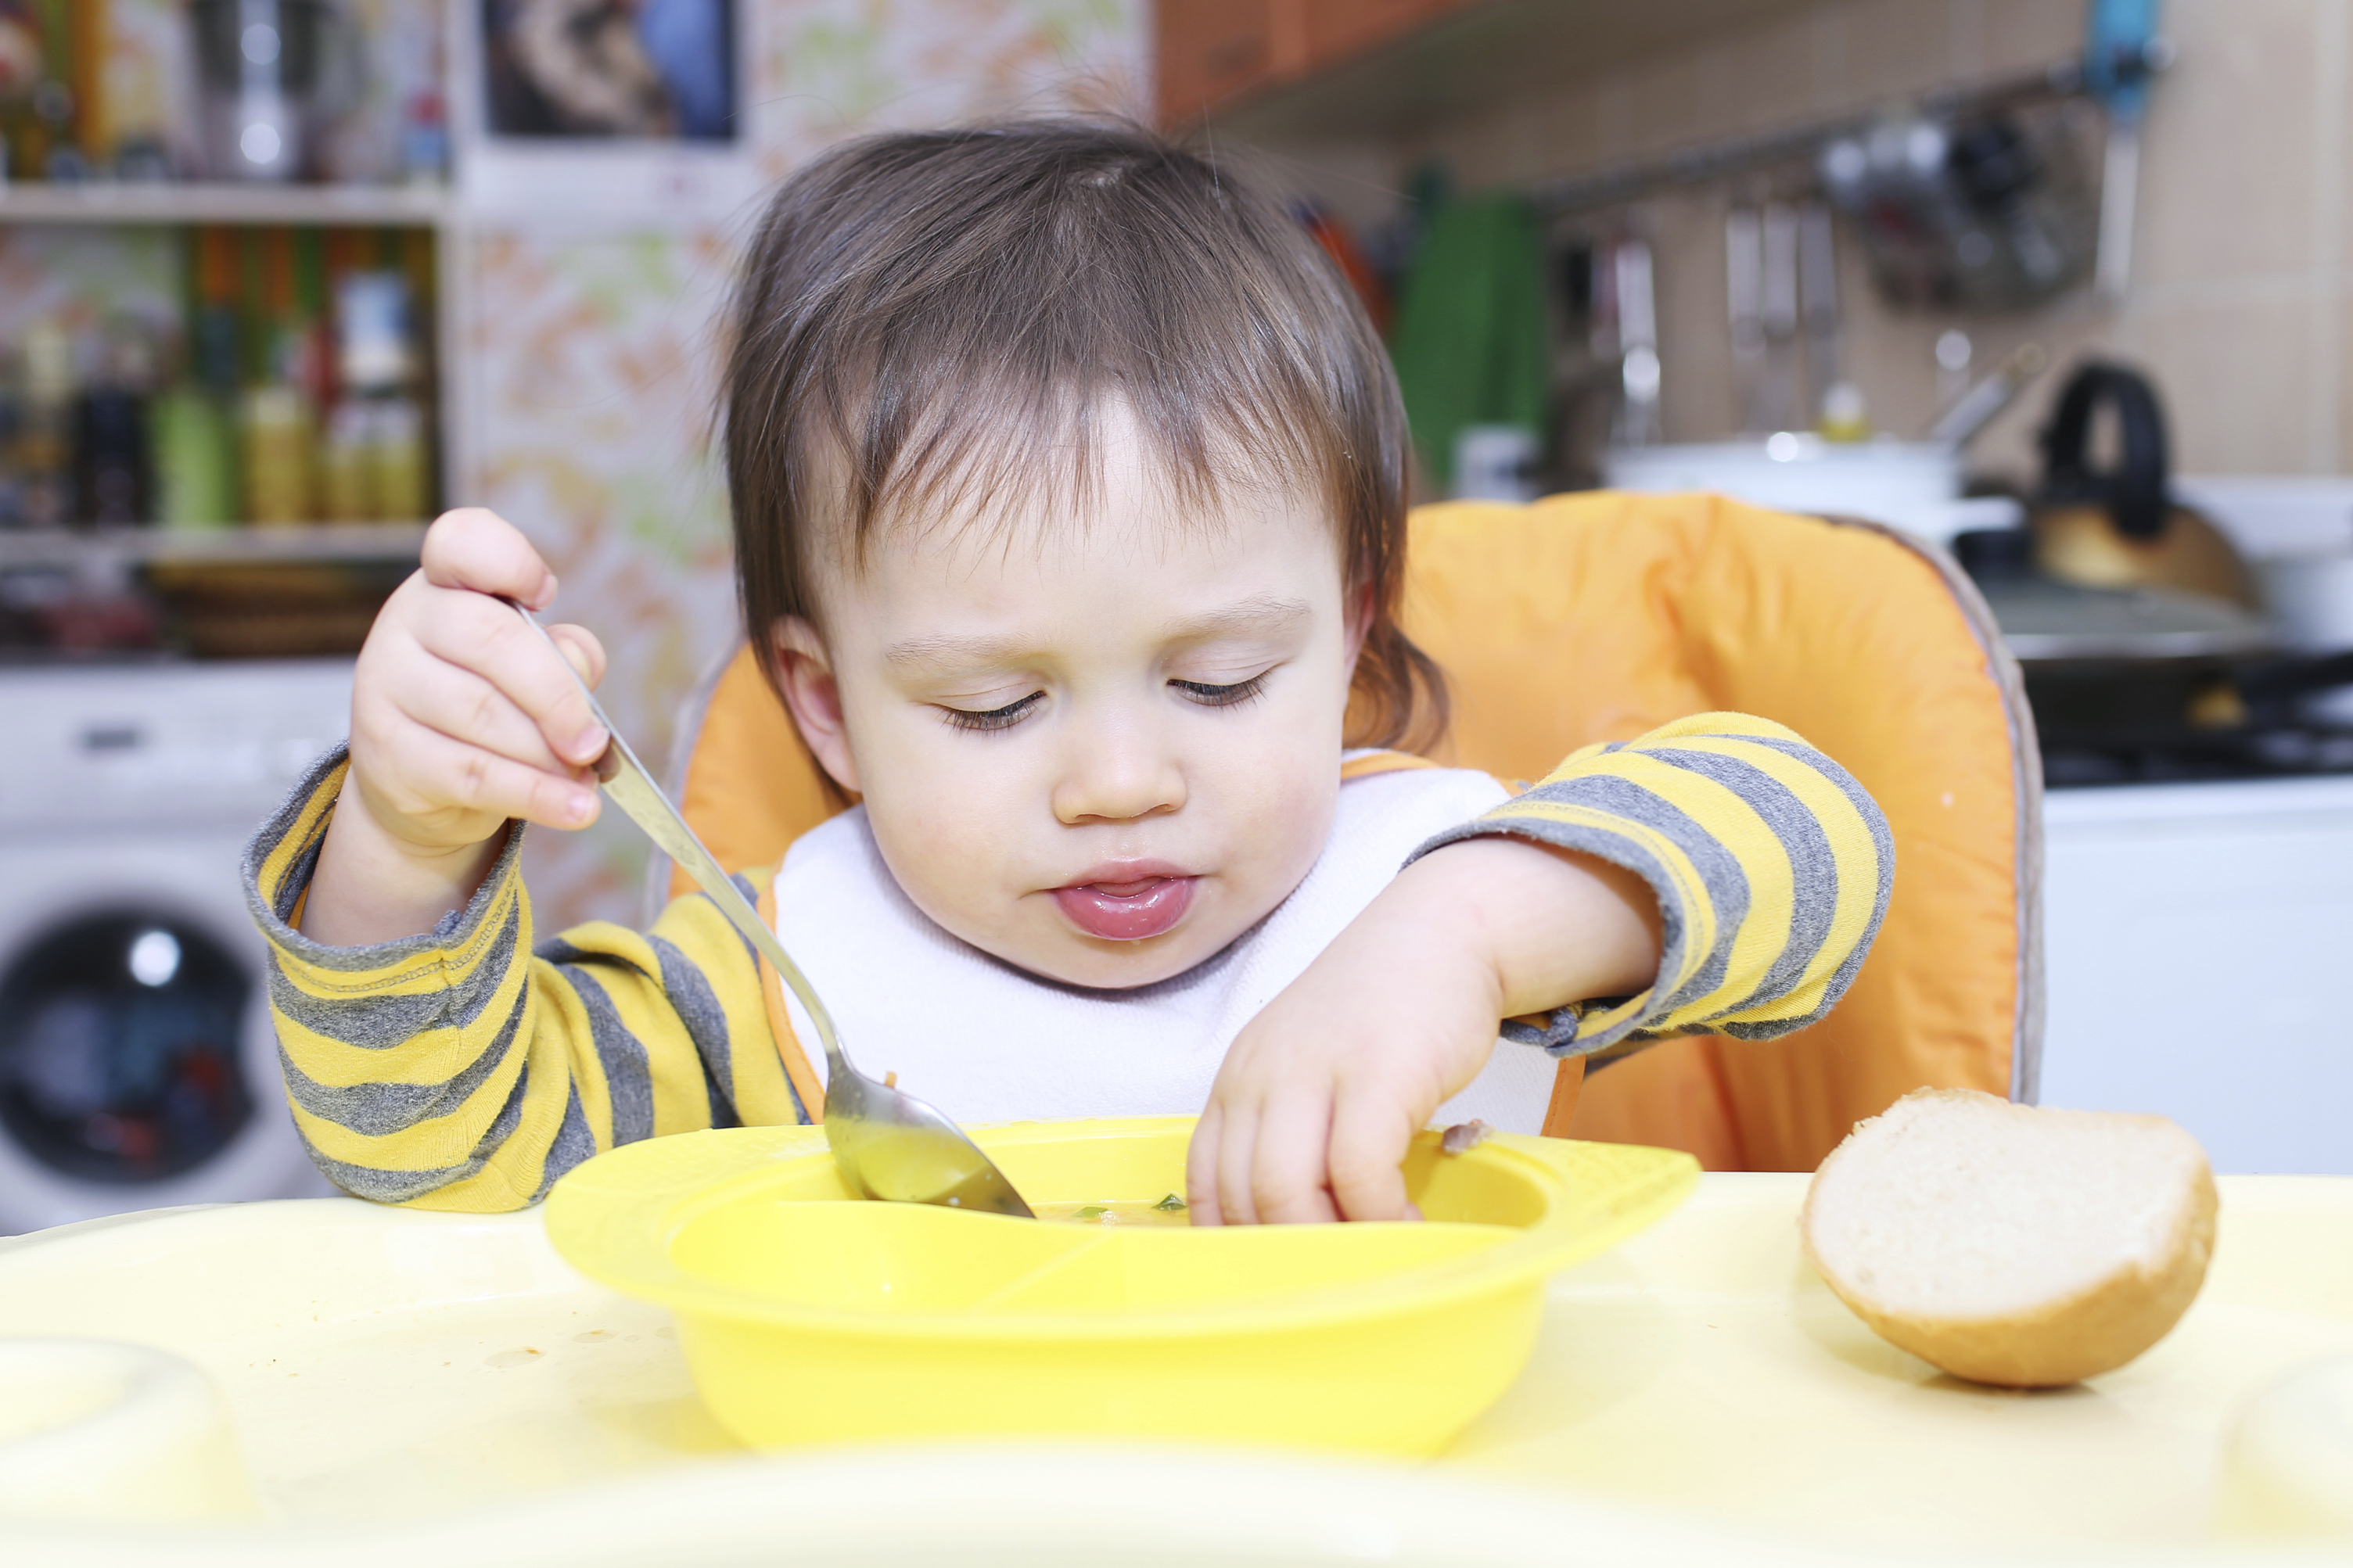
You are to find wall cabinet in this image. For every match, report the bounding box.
[1157,0,1479,124]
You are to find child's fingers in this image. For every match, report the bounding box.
[1212,1102,1265,1226]
[1184,1103,1225,1226]
[1249,1092,1342,1225]
[387,718,599,831]
[1324,1090,1417,1222]
[419,508,559,608]
[411,591,609,767]
[392,648,580,774]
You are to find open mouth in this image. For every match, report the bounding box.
[1051,874,1198,942]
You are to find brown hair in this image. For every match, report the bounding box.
[723,119,1446,752]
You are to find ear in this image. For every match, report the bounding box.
[771,616,860,795]
[1342,583,1375,672]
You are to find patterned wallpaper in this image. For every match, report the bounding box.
[477,1,1151,928]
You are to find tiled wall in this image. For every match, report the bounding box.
[1240,0,2350,483]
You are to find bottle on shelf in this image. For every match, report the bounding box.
[74,322,156,526]
[14,321,74,529]
[401,88,448,186]
[318,399,368,522]
[0,351,20,526]
[0,2,41,182]
[155,229,244,529]
[239,376,311,525]
[323,263,429,522]
[371,393,428,520]
[153,372,235,529]
[2,0,95,181]
[237,226,319,524]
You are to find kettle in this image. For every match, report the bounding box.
[2032,361,2258,608]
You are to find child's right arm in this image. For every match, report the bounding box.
[246,511,817,1210]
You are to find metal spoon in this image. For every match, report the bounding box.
[507,601,1033,1218]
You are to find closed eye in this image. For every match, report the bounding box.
[941,691,1044,732]
[1172,673,1269,709]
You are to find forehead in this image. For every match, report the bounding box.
[806,403,1345,618]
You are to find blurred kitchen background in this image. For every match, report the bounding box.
[1,0,2348,1229]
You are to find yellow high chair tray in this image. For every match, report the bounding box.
[542,1117,1698,1454]
[1,1172,2350,1563]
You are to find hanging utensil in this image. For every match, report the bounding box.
[1726,206,1765,434]
[2086,0,2166,300]
[1929,342,2047,450]
[1611,237,1661,447]
[1819,108,2095,312]
[1798,200,1842,430]
[1758,202,1801,432]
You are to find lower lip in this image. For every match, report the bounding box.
[1052,876,1197,942]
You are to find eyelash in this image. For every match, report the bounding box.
[942,692,1043,732]
[939,673,1270,732]
[1173,674,1269,709]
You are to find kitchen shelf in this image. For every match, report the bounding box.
[0,182,451,227]
[1194,0,1820,143]
[0,524,429,569]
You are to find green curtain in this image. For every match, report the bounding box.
[1387,194,1550,492]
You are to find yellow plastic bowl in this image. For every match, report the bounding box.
[544,1117,1696,1455]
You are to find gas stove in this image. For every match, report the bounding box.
[2039,719,2353,787]
[2024,651,2353,788]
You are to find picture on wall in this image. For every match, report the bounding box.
[480,0,735,143]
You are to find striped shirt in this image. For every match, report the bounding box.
[243,712,1891,1211]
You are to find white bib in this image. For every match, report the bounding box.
[770,760,1562,1136]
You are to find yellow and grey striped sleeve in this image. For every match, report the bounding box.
[1413,712,1892,1061]
[242,747,811,1213]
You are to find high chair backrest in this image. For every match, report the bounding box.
[661,490,2041,1172]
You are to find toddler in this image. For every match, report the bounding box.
[246,122,1891,1223]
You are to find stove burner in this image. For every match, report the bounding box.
[2041,723,2353,787]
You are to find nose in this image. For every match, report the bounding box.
[1051,705,1186,826]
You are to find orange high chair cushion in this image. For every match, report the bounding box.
[669,648,840,889]
[669,490,2036,1172]
[1402,493,2034,1170]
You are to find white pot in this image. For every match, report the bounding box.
[1602,435,2016,544]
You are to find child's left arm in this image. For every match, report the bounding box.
[1187,712,1893,1224]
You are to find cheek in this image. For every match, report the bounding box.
[1216,694,1345,877]
[842,700,1033,917]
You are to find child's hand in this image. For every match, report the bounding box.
[301,508,610,946]
[1186,836,1661,1224]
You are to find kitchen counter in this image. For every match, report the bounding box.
[0,1173,2347,1566]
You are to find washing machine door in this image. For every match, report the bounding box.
[0,911,257,1190]
[0,847,332,1233]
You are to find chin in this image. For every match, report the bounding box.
[1006,926,1230,992]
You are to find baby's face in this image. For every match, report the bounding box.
[781,454,1359,989]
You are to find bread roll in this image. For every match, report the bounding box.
[1802,1088,2216,1388]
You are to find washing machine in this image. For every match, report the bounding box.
[0,659,354,1233]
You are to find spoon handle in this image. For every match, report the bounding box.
[502,601,853,1083]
